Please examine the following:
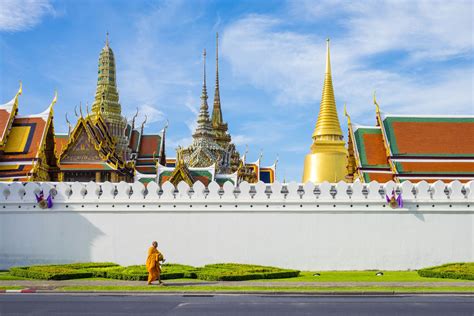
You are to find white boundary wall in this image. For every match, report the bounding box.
[0,180,472,270]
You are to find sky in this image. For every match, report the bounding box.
[0,0,473,181]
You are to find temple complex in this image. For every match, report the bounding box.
[0,84,59,181]
[345,97,474,183]
[2,35,471,185]
[302,39,348,183]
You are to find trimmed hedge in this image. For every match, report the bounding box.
[196,263,300,281]
[91,264,197,281]
[417,262,474,281]
[9,262,118,280]
[9,262,300,281]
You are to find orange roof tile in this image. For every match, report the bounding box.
[382,117,474,157]
[138,134,161,157]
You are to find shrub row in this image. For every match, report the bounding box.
[9,262,300,281]
[196,263,300,281]
[90,264,198,281]
[9,262,119,280]
[417,263,474,280]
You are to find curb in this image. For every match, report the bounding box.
[6,290,472,296]
[0,288,36,293]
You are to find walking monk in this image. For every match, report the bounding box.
[146,241,165,285]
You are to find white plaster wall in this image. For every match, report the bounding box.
[0,180,472,270]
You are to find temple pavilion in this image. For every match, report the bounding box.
[137,34,278,186]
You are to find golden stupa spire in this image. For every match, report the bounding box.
[302,39,348,183]
[312,39,343,140]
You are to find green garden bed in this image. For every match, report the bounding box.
[9,262,299,281]
[417,263,474,280]
[197,263,300,281]
[9,263,119,280]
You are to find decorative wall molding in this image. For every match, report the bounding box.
[0,180,471,212]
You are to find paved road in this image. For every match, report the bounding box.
[0,294,472,315]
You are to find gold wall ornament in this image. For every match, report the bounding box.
[302,39,348,183]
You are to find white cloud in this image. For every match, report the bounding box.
[138,104,164,124]
[221,7,473,121]
[0,0,54,31]
[290,0,473,61]
[222,15,322,106]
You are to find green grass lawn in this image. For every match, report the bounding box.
[57,285,474,293]
[253,270,473,283]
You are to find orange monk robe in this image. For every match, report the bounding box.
[146,246,163,284]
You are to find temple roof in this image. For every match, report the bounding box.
[54,134,69,156]
[59,114,133,176]
[138,134,162,158]
[347,102,474,183]
[352,125,390,169]
[379,114,474,157]
[0,95,55,181]
[0,84,21,149]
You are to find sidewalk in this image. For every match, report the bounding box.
[1,279,473,290]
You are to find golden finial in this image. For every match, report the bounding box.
[326,38,331,74]
[16,81,23,98]
[65,113,72,136]
[105,31,110,47]
[373,90,380,113]
[344,103,351,125]
[50,90,58,108]
[131,107,138,130]
[79,102,83,118]
[140,115,147,133]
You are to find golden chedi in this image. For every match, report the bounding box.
[302,39,347,183]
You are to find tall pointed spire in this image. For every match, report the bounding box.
[192,49,214,140]
[312,39,343,140]
[91,32,121,118]
[211,32,231,147]
[212,32,223,125]
[302,39,348,183]
[90,33,128,157]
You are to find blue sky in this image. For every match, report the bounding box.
[1,0,473,181]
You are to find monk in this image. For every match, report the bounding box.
[146,241,165,285]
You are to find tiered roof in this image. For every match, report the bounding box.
[0,86,59,181]
[59,114,133,177]
[347,98,474,183]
